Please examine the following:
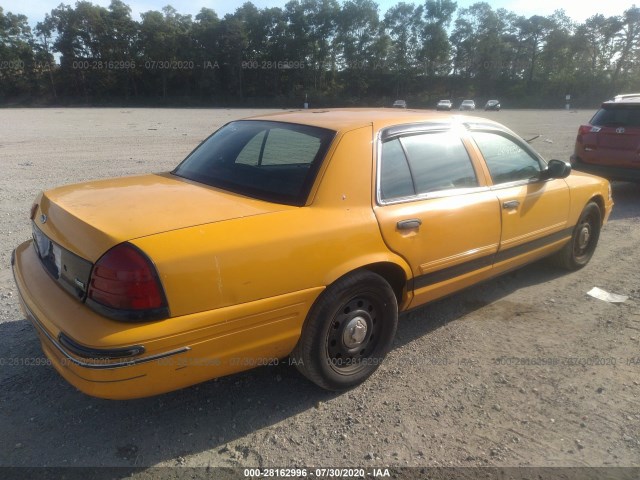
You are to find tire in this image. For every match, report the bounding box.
[551,202,601,270]
[292,270,398,391]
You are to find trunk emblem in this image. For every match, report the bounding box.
[39,214,47,224]
[616,127,625,134]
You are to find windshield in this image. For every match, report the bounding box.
[173,120,336,206]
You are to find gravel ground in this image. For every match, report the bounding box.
[0,108,639,476]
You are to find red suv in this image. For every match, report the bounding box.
[571,94,640,181]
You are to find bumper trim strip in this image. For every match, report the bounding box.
[19,295,190,371]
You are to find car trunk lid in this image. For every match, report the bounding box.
[34,172,291,263]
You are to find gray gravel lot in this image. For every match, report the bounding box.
[0,108,638,472]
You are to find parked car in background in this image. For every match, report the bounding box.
[392,100,407,108]
[485,100,501,111]
[460,100,475,111]
[13,109,612,399]
[436,99,452,111]
[571,93,640,181]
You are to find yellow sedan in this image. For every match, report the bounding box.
[12,109,613,399]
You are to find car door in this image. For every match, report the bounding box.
[373,128,502,308]
[468,129,571,272]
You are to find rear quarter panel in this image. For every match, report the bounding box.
[132,125,411,318]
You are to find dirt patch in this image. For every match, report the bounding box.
[0,108,638,470]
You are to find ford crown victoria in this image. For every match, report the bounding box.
[12,109,613,399]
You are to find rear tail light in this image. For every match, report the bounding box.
[576,125,601,143]
[578,125,601,135]
[87,243,169,321]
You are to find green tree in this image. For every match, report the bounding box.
[192,7,221,100]
[0,7,37,100]
[422,0,456,75]
[139,6,194,99]
[517,14,554,85]
[612,6,640,89]
[336,0,380,98]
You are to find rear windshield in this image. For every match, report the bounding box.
[173,120,335,206]
[591,105,640,127]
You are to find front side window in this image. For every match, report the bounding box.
[379,131,478,201]
[471,131,542,184]
[173,120,335,205]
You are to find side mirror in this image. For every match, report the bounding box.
[540,159,571,180]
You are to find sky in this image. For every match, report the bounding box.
[1,0,635,26]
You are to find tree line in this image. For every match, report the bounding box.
[0,0,638,107]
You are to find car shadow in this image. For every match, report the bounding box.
[0,260,569,472]
[394,260,567,349]
[609,181,640,221]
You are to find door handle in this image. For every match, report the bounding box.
[502,200,520,209]
[397,219,422,230]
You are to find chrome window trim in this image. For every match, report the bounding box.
[488,176,547,191]
[378,185,492,206]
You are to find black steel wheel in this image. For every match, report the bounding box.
[292,270,398,390]
[551,202,601,270]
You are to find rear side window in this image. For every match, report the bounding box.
[379,131,478,201]
[173,120,335,206]
[380,139,415,199]
[471,131,542,184]
[591,105,640,127]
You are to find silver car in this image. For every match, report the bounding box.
[436,99,452,111]
[459,100,475,111]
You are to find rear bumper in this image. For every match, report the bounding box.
[12,241,321,399]
[571,155,640,182]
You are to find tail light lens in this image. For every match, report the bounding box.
[87,243,169,321]
[576,125,600,143]
[578,125,601,135]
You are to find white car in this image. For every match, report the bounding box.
[436,99,452,111]
[460,100,475,111]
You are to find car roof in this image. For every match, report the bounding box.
[613,93,640,102]
[246,108,504,133]
[603,93,640,105]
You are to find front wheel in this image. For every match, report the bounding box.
[550,202,601,270]
[292,270,398,391]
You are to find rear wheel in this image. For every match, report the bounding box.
[551,202,601,270]
[292,270,398,391]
